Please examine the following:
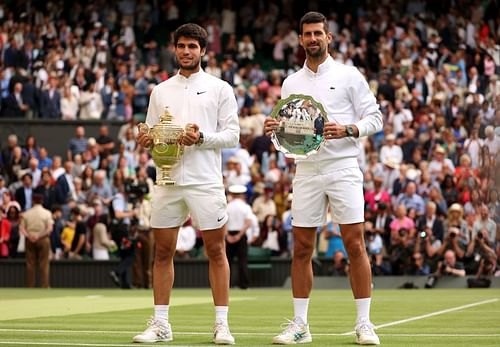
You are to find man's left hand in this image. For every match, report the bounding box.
[182,123,200,146]
[323,122,356,139]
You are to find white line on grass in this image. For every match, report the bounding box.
[341,298,499,335]
[1,328,500,338]
[0,343,214,347]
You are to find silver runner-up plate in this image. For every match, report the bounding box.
[270,94,328,159]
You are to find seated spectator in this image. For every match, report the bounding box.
[365,176,391,212]
[329,250,349,276]
[390,204,416,241]
[396,181,425,216]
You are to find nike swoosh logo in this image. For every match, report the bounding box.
[217,216,224,222]
[330,86,335,90]
[197,91,207,95]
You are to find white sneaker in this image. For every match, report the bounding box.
[132,317,173,343]
[272,317,312,344]
[213,320,235,345]
[355,321,380,345]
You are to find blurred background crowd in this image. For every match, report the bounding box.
[0,0,498,288]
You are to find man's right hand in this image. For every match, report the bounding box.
[264,117,280,137]
[136,129,153,149]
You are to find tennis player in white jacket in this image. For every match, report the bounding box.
[135,23,239,345]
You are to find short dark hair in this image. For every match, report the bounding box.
[174,23,208,49]
[299,11,329,35]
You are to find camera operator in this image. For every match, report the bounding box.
[388,227,414,275]
[436,249,466,277]
[437,227,466,260]
[373,202,393,249]
[465,229,497,275]
[414,227,442,273]
[109,178,139,289]
[416,201,445,242]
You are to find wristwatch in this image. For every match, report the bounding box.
[197,132,205,146]
[346,125,354,137]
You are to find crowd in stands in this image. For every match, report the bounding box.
[0,0,499,285]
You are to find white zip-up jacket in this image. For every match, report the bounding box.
[282,56,383,171]
[146,69,239,185]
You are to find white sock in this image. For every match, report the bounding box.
[154,305,169,325]
[215,306,229,325]
[293,298,310,324]
[355,298,371,323]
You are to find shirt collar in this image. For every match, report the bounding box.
[177,68,205,82]
[303,56,334,77]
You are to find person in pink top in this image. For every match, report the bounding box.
[389,204,416,241]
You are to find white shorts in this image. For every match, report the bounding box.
[150,183,228,230]
[292,166,364,227]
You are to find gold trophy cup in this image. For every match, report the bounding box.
[138,107,185,185]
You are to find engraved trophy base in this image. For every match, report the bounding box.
[157,165,175,186]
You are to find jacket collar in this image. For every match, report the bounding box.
[303,56,334,77]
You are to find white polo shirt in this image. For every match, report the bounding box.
[281,56,383,171]
[146,69,239,185]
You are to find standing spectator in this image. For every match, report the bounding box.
[226,185,252,289]
[55,161,75,205]
[133,191,153,289]
[39,76,61,118]
[464,127,483,169]
[92,222,116,260]
[1,82,29,118]
[60,85,79,120]
[20,194,53,287]
[175,218,196,258]
[252,183,277,224]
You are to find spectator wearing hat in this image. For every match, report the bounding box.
[381,157,400,195]
[15,173,33,211]
[226,184,253,289]
[444,203,469,241]
[20,193,53,287]
[428,146,455,183]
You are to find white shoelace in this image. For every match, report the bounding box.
[145,317,170,339]
[214,321,231,336]
[279,318,303,335]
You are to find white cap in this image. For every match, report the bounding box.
[228,185,247,194]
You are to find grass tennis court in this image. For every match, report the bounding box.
[0,288,499,346]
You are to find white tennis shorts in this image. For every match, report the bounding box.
[291,166,364,227]
[150,183,228,230]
